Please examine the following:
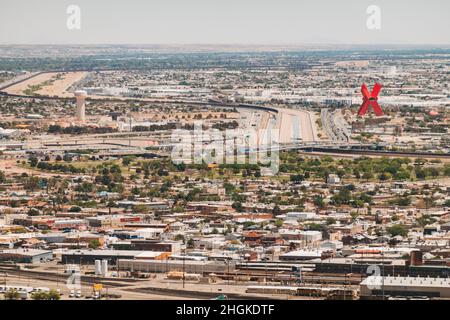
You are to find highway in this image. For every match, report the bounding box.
[1,70,448,160]
[321,108,350,142]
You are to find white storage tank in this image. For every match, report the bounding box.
[95,260,102,275]
[101,259,108,276]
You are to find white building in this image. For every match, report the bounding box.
[327,174,341,185]
[285,212,317,221]
[298,230,323,242]
[320,240,343,251]
[279,249,324,261]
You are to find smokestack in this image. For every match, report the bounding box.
[410,250,423,266]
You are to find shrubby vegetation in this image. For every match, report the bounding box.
[48,125,117,135]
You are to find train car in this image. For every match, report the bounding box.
[246,285,298,295]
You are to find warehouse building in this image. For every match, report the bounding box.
[360,276,450,298]
[117,259,235,274]
[111,240,181,253]
[0,249,53,263]
[314,258,450,277]
[61,249,144,265]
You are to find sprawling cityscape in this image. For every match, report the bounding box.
[0,45,448,301]
[0,1,449,306]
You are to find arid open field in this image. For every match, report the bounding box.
[4,72,87,97]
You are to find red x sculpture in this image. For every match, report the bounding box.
[358,83,383,116]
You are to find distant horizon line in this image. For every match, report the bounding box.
[1,43,450,48]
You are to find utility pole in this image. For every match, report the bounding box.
[382,227,385,300]
[343,273,346,301]
[182,248,185,289]
[227,261,230,285]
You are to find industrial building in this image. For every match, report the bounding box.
[315,258,450,277]
[117,259,235,274]
[360,276,450,298]
[0,249,53,263]
[60,249,167,265]
[111,240,181,253]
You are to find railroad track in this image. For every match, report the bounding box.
[0,266,140,288]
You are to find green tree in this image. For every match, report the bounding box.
[28,156,38,167]
[313,195,325,209]
[415,168,426,179]
[47,289,61,300]
[362,172,374,181]
[378,172,392,181]
[28,208,40,216]
[186,238,194,248]
[174,234,185,243]
[272,205,281,215]
[232,202,243,212]
[391,196,411,206]
[274,219,284,228]
[416,214,436,227]
[75,182,94,193]
[4,289,20,300]
[133,204,150,214]
[122,156,133,167]
[423,197,434,210]
[88,239,101,249]
[387,224,408,237]
[290,174,304,183]
[24,176,40,191]
[69,206,82,212]
[223,182,235,195]
[332,188,352,205]
[31,289,60,300]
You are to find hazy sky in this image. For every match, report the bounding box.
[0,0,449,45]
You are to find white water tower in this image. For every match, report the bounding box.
[74,90,87,122]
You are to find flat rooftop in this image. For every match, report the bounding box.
[0,249,52,256]
[361,276,450,288]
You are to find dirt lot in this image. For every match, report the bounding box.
[277,108,318,143]
[5,72,87,97]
